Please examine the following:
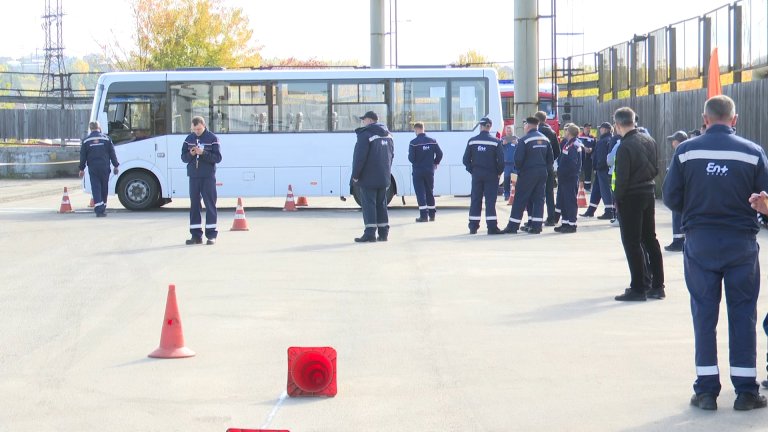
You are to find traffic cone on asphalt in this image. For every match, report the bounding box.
[287,346,337,397]
[283,185,297,212]
[230,197,249,231]
[507,182,516,206]
[58,187,74,213]
[577,181,588,208]
[296,196,309,207]
[148,284,195,359]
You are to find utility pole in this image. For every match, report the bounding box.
[370,0,386,68]
[513,0,538,138]
[40,0,72,146]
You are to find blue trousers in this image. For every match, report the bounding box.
[582,158,593,189]
[557,176,579,225]
[88,167,110,215]
[502,163,515,200]
[672,211,684,241]
[469,175,499,230]
[507,169,547,230]
[412,170,435,219]
[685,230,760,396]
[189,176,218,239]
[360,186,389,236]
[585,169,614,217]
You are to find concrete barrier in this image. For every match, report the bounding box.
[0,146,80,179]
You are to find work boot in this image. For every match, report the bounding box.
[377,226,389,242]
[614,288,647,302]
[487,226,503,235]
[580,211,594,218]
[597,212,613,220]
[520,223,530,232]
[690,393,717,411]
[734,393,767,411]
[527,227,542,234]
[502,224,518,234]
[185,237,203,245]
[544,218,556,227]
[415,217,429,223]
[647,287,666,299]
[206,238,216,245]
[664,239,685,252]
[559,225,577,234]
[355,228,377,243]
[429,212,436,222]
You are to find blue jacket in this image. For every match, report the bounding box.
[558,137,583,180]
[592,132,612,171]
[515,129,554,173]
[408,133,443,173]
[79,131,119,172]
[502,141,517,174]
[181,129,222,178]
[462,131,504,179]
[663,124,768,234]
[607,135,621,174]
[352,122,394,188]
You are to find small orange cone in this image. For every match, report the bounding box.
[58,187,74,213]
[296,196,309,207]
[506,181,516,206]
[148,284,195,359]
[230,197,249,231]
[577,181,588,208]
[283,185,297,212]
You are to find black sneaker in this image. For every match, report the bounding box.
[690,393,717,410]
[415,217,429,223]
[487,227,503,235]
[185,237,203,245]
[734,392,767,411]
[647,287,666,299]
[664,241,684,252]
[615,288,647,302]
[206,238,216,245]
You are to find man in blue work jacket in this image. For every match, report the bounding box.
[79,121,119,217]
[463,117,504,235]
[182,116,222,245]
[581,122,615,220]
[502,117,554,234]
[665,95,768,411]
[409,122,443,222]
[554,124,582,233]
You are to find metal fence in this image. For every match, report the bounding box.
[558,0,768,100]
[564,78,768,189]
[0,109,90,141]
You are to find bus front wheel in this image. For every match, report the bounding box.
[117,171,160,211]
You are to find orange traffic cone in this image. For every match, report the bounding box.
[283,185,297,212]
[287,346,337,397]
[148,284,195,359]
[577,181,588,208]
[506,181,516,206]
[58,187,74,213]
[88,196,95,208]
[230,197,249,231]
[296,196,309,207]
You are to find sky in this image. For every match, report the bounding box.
[0,0,732,67]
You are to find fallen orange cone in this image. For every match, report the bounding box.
[148,284,195,359]
[230,197,249,231]
[283,185,297,212]
[58,187,74,213]
[296,196,308,207]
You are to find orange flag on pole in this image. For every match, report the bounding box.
[707,48,722,98]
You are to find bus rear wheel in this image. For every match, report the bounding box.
[117,171,160,211]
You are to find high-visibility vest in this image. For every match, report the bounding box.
[611,156,617,192]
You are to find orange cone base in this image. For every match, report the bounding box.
[230,224,249,231]
[296,196,308,206]
[148,346,196,359]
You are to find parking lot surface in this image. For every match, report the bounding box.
[2,179,768,431]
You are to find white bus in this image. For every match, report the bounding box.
[86,68,503,210]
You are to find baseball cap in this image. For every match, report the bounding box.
[479,117,492,126]
[583,122,592,127]
[666,130,688,142]
[599,122,612,130]
[359,111,378,121]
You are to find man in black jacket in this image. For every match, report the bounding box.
[612,107,665,301]
[351,111,395,243]
[534,111,560,226]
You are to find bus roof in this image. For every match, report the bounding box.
[97,68,501,86]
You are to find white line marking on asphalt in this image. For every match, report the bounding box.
[260,390,288,429]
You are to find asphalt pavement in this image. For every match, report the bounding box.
[2,179,768,431]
